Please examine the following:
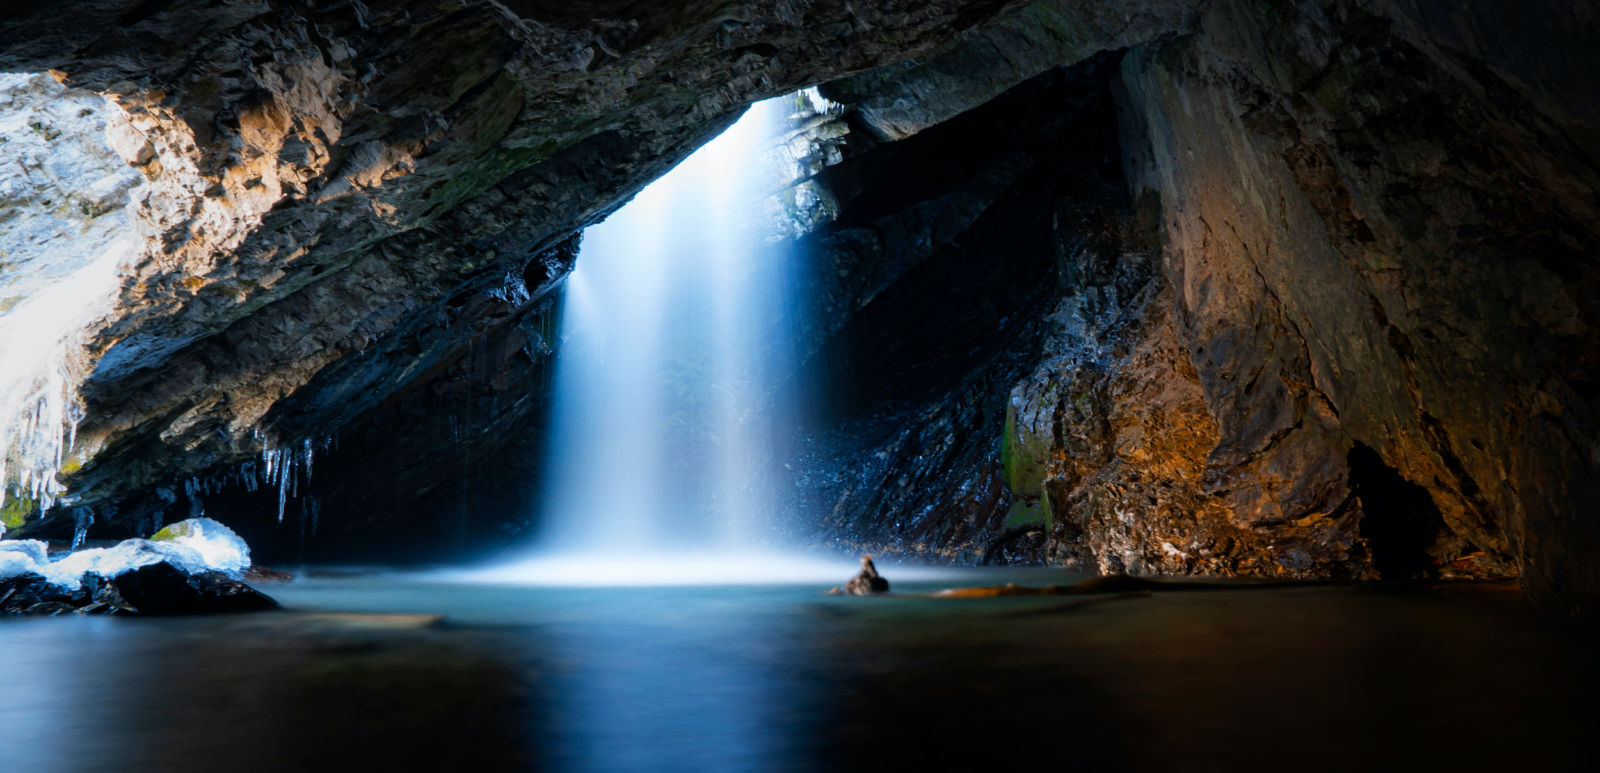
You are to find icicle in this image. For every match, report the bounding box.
[277,452,291,523]
[188,483,204,519]
[307,495,321,537]
[257,436,323,524]
[71,506,95,549]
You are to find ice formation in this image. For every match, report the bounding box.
[0,518,253,590]
[0,72,149,513]
[150,517,251,572]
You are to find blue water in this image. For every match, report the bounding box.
[1,569,1595,772]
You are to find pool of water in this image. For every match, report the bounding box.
[1,564,1594,772]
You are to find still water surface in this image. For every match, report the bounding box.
[1,566,1594,772]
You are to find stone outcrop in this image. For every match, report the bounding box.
[1113,0,1600,604]
[0,0,1037,534]
[782,58,1137,564]
[791,0,1600,623]
[0,565,278,615]
[828,554,891,595]
[0,517,275,614]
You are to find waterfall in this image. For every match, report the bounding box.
[457,93,849,585]
[543,95,787,551]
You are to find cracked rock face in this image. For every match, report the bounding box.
[0,0,1032,528]
[1115,0,1600,604]
[783,0,1599,620]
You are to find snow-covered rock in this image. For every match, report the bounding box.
[151,517,251,573]
[0,518,252,590]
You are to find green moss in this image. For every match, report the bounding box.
[1030,2,1086,58]
[2,496,39,530]
[1002,498,1044,530]
[420,141,562,225]
[1001,402,1050,499]
[1000,405,1020,488]
[150,520,199,542]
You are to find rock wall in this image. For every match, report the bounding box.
[797,0,1600,622]
[0,0,1039,533]
[1116,0,1600,601]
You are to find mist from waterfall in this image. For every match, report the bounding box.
[457,93,849,585]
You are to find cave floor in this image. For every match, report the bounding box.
[0,567,1593,772]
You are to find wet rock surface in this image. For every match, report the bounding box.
[1,564,277,616]
[109,562,279,616]
[1113,0,1600,604]
[0,517,276,614]
[784,55,1147,565]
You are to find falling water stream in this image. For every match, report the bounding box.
[457,93,850,585]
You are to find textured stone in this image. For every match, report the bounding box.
[827,554,891,595]
[794,0,1600,613]
[0,0,1037,531]
[1116,0,1599,599]
[821,0,1202,140]
[109,562,279,615]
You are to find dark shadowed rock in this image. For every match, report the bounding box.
[0,573,83,615]
[3,561,278,616]
[109,563,279,615]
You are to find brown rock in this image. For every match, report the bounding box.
[830,555,890,596]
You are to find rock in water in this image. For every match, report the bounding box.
[0,572,81,614]
[150,517,252,573]
[109,563,279,616]
[830,555,890,596]
[0,517,277,614]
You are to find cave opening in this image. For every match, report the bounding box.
[1349,442,1447,580]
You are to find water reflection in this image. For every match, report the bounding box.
[0,574,1595,772]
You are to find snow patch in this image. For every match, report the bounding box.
[0,518,253,590]
[152,517,251,572]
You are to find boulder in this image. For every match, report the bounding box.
[829,555,891,596]
[109,562,279,616]
[0,517,276,614]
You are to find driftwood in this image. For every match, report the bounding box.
[932,574,1275,598]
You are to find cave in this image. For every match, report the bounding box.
[2,1,1598,770]
[1349,441,1447,580]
